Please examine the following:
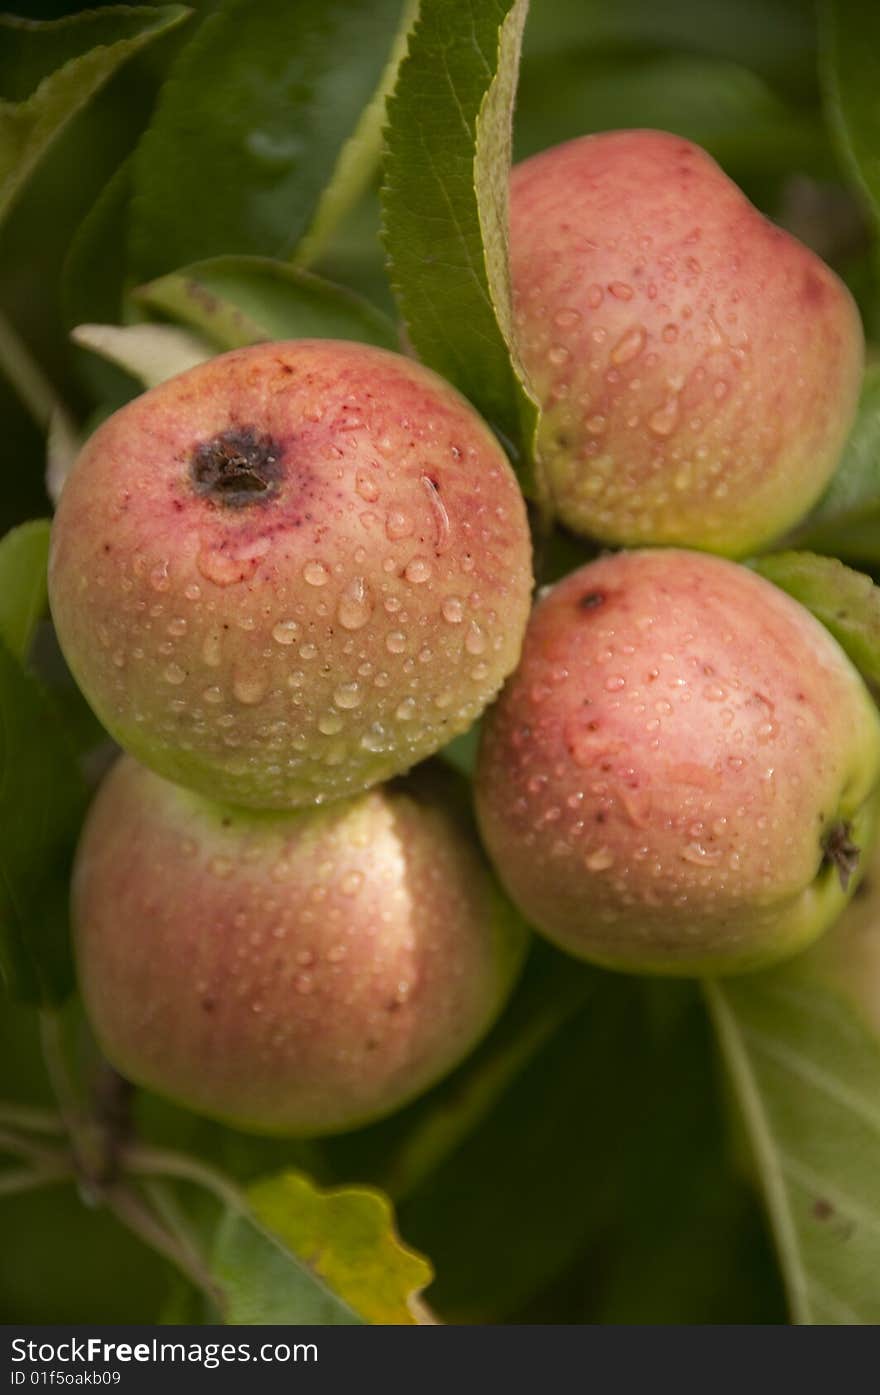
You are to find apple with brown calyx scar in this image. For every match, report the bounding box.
[50,339,532,810]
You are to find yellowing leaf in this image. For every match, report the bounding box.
[248,1170,433,1325]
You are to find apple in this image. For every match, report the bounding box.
[49,340,532,809]
[509,130,864,556]
[74,755,528,1136]
[475,548,880,975]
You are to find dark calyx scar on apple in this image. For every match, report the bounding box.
[190,427,285,506]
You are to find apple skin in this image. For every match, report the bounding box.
[475,549,880,976]
[509,130,864,556]
[73,756,528,1137]
[49,340,532,810]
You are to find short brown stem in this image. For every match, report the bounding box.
[822,819,861,891]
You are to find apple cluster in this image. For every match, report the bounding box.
[51,131,880,1136]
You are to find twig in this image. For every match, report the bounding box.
[0,1103,65,1134]
[0,1125,65,1168]
[0,1163,71,1198]
[105,1184,224,1311]
[124,1144,249,1214]
[141,1178,212,1280]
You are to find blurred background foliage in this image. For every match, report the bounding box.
[3,0,877,541]
[1,0,875,1323]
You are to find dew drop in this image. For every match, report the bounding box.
[233,674,266,705]
[337,576,373,630]
[334,681,363,710]
[318,712,344,735]
[341,870,363,897]
[386,630,407,654]
[682,842,722,865]
[611,326,646,365]
[197,550,246,587]
[164,663,186,685]
[442,597,464,624]
[585,847,614,871]
[648,398,680,437]
[303,561,329,587]
[356,470,379,502]
[150,561,170,592]
[272,619,299,645]
[404,557,432,584]
[465,622,486,655]
[386,509,414,541]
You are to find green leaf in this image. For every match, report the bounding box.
[789,365,880,562]
[705,966,880,1323]
[0,637,87,1003]
[134,256,397,352]
[129,0,407,281]
[392,960,650,1320]
[63,158,134,334]
[523,0,819,101]
[0,520,50,663]
[382,0,540,489]
[516,50,829,179]
[294,0,419,270]
[70,322,215,390]
[0,6,189,229]
[589,984,783,1325]
[753,552,880,688]
[212,1207,364,1324]
[247,1171,433,1324]
[821,0,880,230]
